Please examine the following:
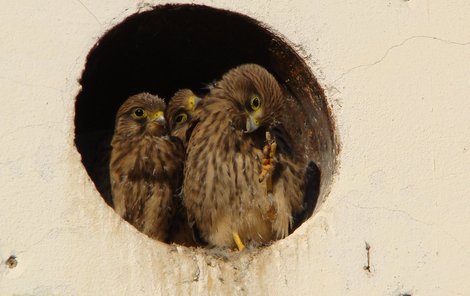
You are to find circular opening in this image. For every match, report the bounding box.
[74,4,337,246]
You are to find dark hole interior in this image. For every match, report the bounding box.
[75,4,337,242]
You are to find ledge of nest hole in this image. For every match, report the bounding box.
[74,4,338,249]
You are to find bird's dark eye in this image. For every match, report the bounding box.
[175,113,188,124]
[132,108,147,119]
[250,95,261,111]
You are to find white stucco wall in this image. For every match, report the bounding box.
[1,1,469,295]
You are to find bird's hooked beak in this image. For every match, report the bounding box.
[148,111,166,125]
[194,96,202,107]
[245,114,260,133]
[188,95,202,112]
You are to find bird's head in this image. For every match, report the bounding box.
[167,89,202,141]
[114,92,168,138]
[213,64,284,133]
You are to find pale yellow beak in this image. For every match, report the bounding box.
[245,114,260,133]
[148,111,166,125]
[188,96,202,112]
[194,96,202,108]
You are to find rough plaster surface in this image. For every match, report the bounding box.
[1,1,469,295]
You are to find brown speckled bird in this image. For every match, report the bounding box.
[109,92,184,242]
[183,64,306,250]
[167,89,202,145]
[165,89,204,246]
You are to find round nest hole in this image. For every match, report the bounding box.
[75,4,337,245]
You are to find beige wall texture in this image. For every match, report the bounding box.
[1,1,469,295]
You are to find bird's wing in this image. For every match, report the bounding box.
[290,160,321,233]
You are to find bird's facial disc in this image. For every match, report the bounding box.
[186,95,202,113]
[245,94,262,133]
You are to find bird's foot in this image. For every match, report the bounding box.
[259,132,277,194]
[232,232,245,251]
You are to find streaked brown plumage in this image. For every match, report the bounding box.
[164,89,204,246]
[183,64,306,248]
[167,89,202,146]
[109,92,184,242]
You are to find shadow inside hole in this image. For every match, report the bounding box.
[74,4,337,239]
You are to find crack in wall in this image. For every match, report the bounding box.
[347,201,469,256]
[333,35,470,84]
[74,0,102,25]
[346,201,432,225]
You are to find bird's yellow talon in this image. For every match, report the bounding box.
[232,232,245,251]
[262,164,271,170]
[259,132,276,194]
[270,142,277,157]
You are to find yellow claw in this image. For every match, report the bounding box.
[270,142,277,158]
[232,232,245,251]
[259,132,277,195]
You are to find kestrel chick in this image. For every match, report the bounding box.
[184,64,306,249]
[167,89,202,145]
[110,92,184,242]
[166,89,203,246]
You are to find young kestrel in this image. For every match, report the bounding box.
[183,64,306,249]
[167,89,202,146]
[109,92,184,242]
[164,88,207,246]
